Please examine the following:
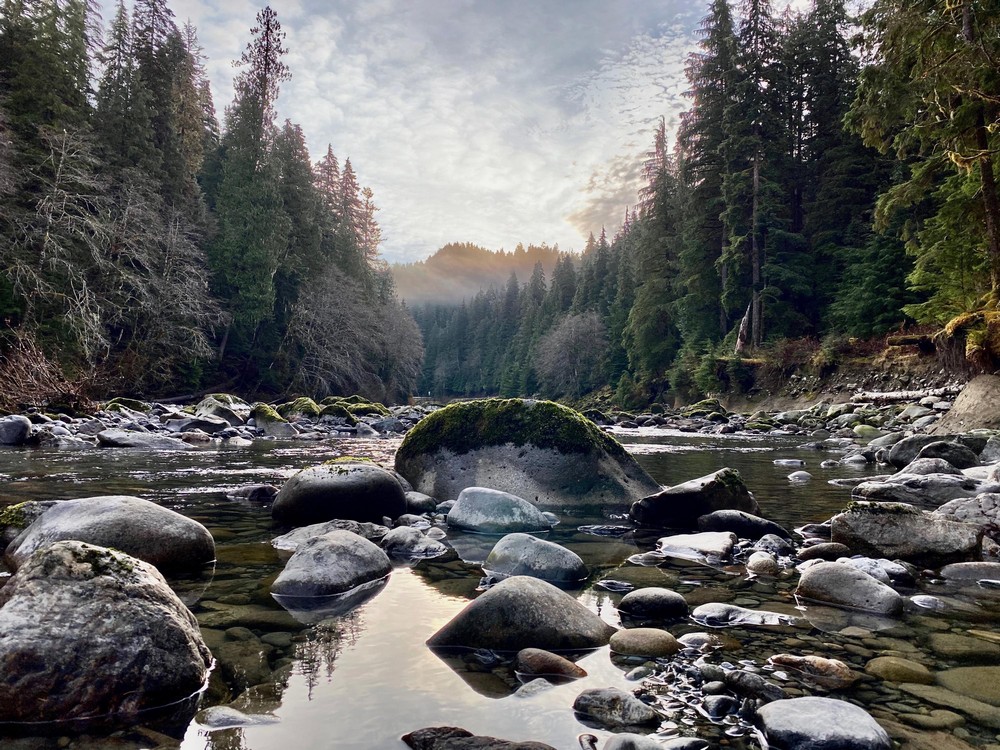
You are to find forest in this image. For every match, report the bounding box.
[0,0,422,407]
[411,0,1000,405]
[1,1,998,409]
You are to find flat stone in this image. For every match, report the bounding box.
[928,633,1000,662]
[936,667,1000,707]
[866,656,933,684]
[899,683,1000,728]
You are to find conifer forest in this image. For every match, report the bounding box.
[1,0,999,407]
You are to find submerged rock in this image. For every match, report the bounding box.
[483,533,587,585]
[656,531,737,562]
[394,398,661,507]
[0,541,212,726]
[271,462,406,526]
[271,519,388,551]
[401,726,556,749]
[795,561,903,615]
[572,687,660,728]
[697,509,789,540]
[630,468,758,528]
[609,627,679,657]
[426,576,616,652]
[380,526,448,558]
[617,587,688,621]
[514,648,587,680]
[4,495,215,576]
[755,696,891,750]
[447,487,552,534]
[271,529,391,599]
[97,428,195,450]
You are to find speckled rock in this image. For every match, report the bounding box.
[795,561,904,615]
[483,533,587,585]
[865,656,934,684]
[755,696,891,750]
[572,687,660,727]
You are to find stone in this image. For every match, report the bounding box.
[250,403,298,438]
[725,669,786,702]
[381,526,448,558]
[915,441,980,470]
[572,687,660,727]
[656,531,737,561]
[271,530,391,599]
[888,435,949,469]
[768,654,857,689]
[831,501,982,567]
[195,394,249,426]
[394,398,660,506]
[426,576,616,652]
[405,491,438,514]
[899,683,1000,728]
[401,726,556,749]
[609,627,680,657]
[271,462,406,526]
[600,734,674,750]
[617,587,689,621]
[866,656,934,684]
[0,500,59,546]
[0,541,211,725]
[755,696,891,750]
[483,533,587,585]
[514,648,586,680]
[696,508,789,540]
[934,493,1000,540]
[691,602,795,628]
[852,474,987,507]
[271,519,388,551]
[96,428,195,450]
[936,667,1000,707]
[940,561,1000,581]
[447,487,552,534]
[631,467,758,528]
[0,415,32,445]
[928,633,1000,662]
[195,705,279,730]
[4,495,215,576]
[795,561,904,615]
[797,542,851,561]
[163,413,230,435]
[747,550,781,576]
[898,458,964,476]
[931,375,1000,434]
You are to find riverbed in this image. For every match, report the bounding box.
[1,428,998,749]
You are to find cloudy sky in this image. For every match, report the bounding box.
[146,1,777,262]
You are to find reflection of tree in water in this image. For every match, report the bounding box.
[204,727,248,750]
[294,611,364,698]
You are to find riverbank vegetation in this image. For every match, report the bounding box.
[409,0,1000,405]
[0,1,422,408]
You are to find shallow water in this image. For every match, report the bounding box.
[1,429,999,749]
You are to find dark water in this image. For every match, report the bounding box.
[0,429,997,749]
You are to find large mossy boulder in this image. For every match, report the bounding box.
[4,495,215,576]
[195,394,250,426]
[426,575,616,652]
[0,541,212,727]
[271,462,407,526]
[629,468,759,529]
[394,398,660,507]
[250,403,298,438]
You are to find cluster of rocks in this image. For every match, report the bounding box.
[0,393,433,451]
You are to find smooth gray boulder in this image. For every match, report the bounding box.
[896,457,963,476]
[405,490,438,514]
[483,533,587,586]
[96,428,195,450]
[915,440,979,469]
[163,413,231,434]
[887,434,949,468]
[617,587,689,620]
[852,473,988,507]
[4,495,215,575]
[755,696,892,750]
[630,468,758,528]
[271,530,391,599]
[831,501,982,567]
[271,519,388,551]
[795,561,904,615]
[940,561,1000,582]
[697,509,789,540]
[380,526,448,558]
[0,541,212,725]
[657,531,737,562]
[0,414,31,445]
[194,394,249,426]
[932,375,1000,434]
[447,487,552,534]
[394,398,660,507]
[934,492,1000,540]
[271,462,406,526]
[572,687,660,727]
[426,576,616,651]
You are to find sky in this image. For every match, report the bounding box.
[134,1,803,263]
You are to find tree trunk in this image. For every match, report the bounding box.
[975,111,1000,299]
[719,234,728,337]
[750,153,763,347]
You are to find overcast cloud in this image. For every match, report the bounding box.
[119,1,752,262]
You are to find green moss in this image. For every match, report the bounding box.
[277,397,322,419]
[745,421,774,432]
[208,393,248,407]
[318,403,358,425]
[326,394,367,405]
[681,398,727,418]
[396,397,627,464]
[345,402,390,417]
[322,456,375,465]
[0,502,28,529]
[250,403,287,424]
[843,500,917,516]
[104,397,150,413]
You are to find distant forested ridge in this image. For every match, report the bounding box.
[0,1,421,405]
[412,0,1000,403]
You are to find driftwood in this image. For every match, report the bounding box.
[850,385,964,404]
[886,334,936,353]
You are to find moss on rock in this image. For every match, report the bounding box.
[207,393,249,408]
[396,398,626,464]
[345,402,390,417]
[277,397,322,419]
[104,397,151,413]
[0,502,28,529]
[318,403,358,424]
[250,403,287,424]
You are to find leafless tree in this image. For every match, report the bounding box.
[533,311,608,397]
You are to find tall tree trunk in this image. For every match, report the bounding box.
[719,234,728,336]
[751,152,763,347]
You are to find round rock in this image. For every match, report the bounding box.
[271,530,391,599]
[618,587,688,620]
[484,533,587,585]
[755,696,892,750]
[795,561,903,615]
[514,648,586,680]
[572,687,660,728]
[447,487,552,534]
[610,627,679,658]
[271,462,406,526]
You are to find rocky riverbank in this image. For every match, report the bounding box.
[3,384,1000,748]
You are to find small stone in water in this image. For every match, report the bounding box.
[788,471,812,482]
[595,579,635,593]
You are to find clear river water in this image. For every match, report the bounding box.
[1,428,999,750]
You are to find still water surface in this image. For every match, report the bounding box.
[1,429,990,749]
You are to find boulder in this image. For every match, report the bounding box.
[572,687,660,727]
[405,491,439,514]
[250,403,298,438]
[271,519,388,551]
[380,526,448,558]
[888,434,951,469]
[195,394,249,426]
[936,667,1000,707]
[0,541,212,725]
[447,487,552,534]
[697,509,789,540]
[755,697,892,750]
[609,628,679,658]
[939,561,1000,582]
[0,500,59,546]
[657,531,737,562]
[831,501,982,567]
[915,441,980,470]
[747,550,781,576]
[426,576,616,652]
[797,542,851,561]
[897,458,964,476]
[271,462,406,526]
[865,656,934,684]
[0,414,32,445]
[96,428,195,450]
[271,530,391,599]
[5,495,215,576]
[514,648,586,680]
[483,533,587,586]
[932,375,1000,434]
[163,413,230,434]
[394,398,661,507]
[618,587,688,621]
[402,727,555,750]
[934,493,1000,540]
[852,473,987,507]
[630,468,759,528]
[795,561,904,615]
